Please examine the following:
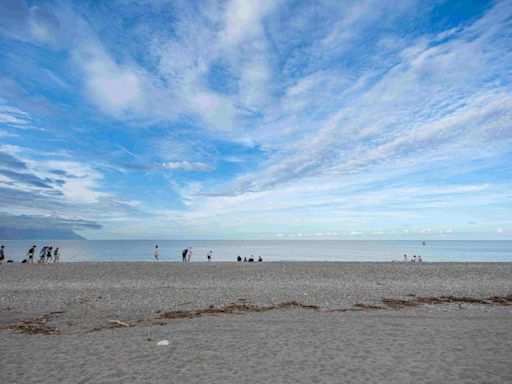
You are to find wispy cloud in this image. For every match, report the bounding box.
[162,161,214,172]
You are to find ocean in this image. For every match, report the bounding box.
[0,240,511,262]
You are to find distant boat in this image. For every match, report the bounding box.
[422,241,426,246]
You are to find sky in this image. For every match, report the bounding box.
[0,0,511,240]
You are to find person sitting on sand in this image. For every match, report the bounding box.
[27,245,36,263]
[154,245,160,261]
[237,255,242,262]
[207,250,212,262]
[39,246,46,264]
[243,257,247,262]
[258,256,262,262]
[182,248,188,262]
[0,245,5,263]
[53,247,60,263]
[248,255,254,262]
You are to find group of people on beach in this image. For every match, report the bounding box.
[403,254,423,263]
[0,244,61,264]
[237,255,263,262]
[151,246,263,262]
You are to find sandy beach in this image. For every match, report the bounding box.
[1,262,511,383]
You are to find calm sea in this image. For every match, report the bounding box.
[0,240,511,262]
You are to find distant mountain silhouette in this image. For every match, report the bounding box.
[0,228,85,240]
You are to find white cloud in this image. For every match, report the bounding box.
[74,43,145,117]
[220,0,278,46]
[162,161,214,172]
[0,105,31,126]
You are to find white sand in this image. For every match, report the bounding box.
[1,262,511,383]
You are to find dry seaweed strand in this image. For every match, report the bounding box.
[158,301,320,320]
[382,295,512,309]
[1,310,65,335]
[3,295,511,335]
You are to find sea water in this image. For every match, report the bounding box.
[0,240,511,262]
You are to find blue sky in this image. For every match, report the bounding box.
[0,0,511,240]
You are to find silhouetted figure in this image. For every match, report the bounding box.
[0,245,4,263]
[39,246,46,264]
[54,247,61,263]
[243,257,247,262]
[27,245,36,263]
[207,250,212,262]
[182,248,188,262]
[258,256,262,262]
[237,256,242,262]
[46,247,53,263]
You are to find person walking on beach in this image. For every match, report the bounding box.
[182,248,188,262]
[207,250,212,262]
[39,246,46,264]
[0,245,5,263]
[154,245,160,261]
[46,246,53,263]
[53,247,60,262]
[27,245,36,263]
[187,247,192,262]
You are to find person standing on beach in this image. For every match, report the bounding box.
[187,247,192,262]
[27,245,36,263]
[0,245,5,263]
[46,246,53,263]
[182,248,188,262]
[39,246,46,264]
[53,247,60,262]
[403,254,407,262]
[207,250,212,262]
[154,245,160,261]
